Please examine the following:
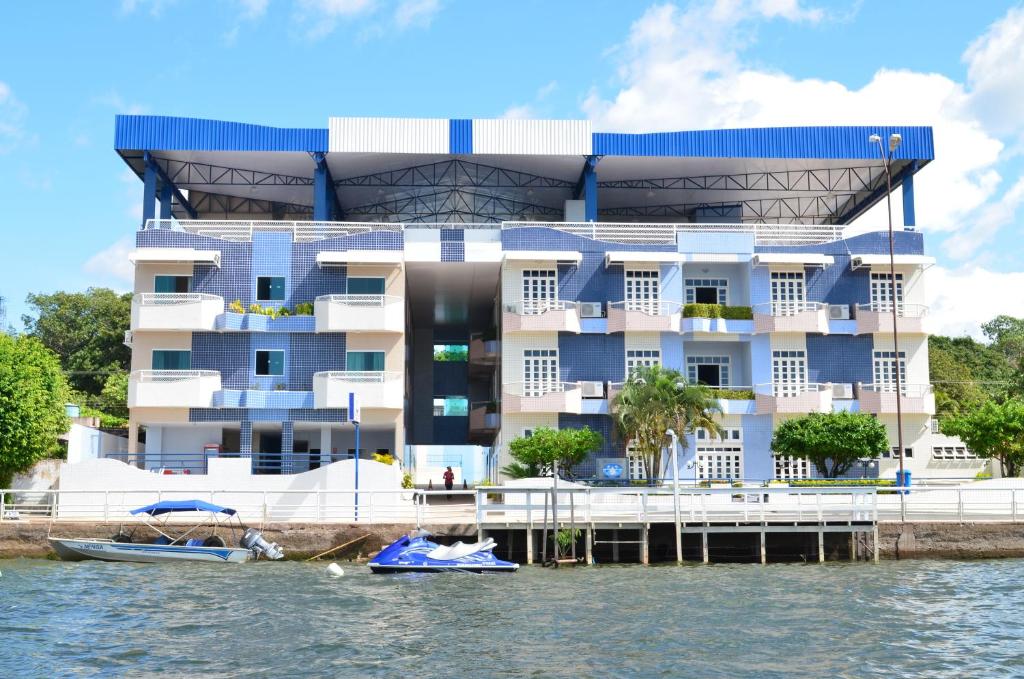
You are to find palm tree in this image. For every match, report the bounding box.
[612,365,723,482]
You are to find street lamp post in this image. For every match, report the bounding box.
[869,132,906,485]
[666,428,682,564]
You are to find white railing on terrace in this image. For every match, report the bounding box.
[753,301,827,316]
[609,300,683,315]
[856,302,929,317]
[315,294,402,308]
[755,382,830,397]
[131,369,220,382]
[133,292,223,306]
[503,299,576,315]
[316,370,402,383]
[860,383,933,398]
[503,221,845,246]
[142,219,403,242]
[504,381,580,397]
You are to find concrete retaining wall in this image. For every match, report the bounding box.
[879,522,1024,559]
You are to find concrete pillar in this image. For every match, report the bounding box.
[585,526,593,565]
[127,419,139,455]
[702,530,709,564]
[612,529,620,563]
[850,533,856,561]
[525,528,534,565]
[902,164,916,227]
[641,525,649,565]
[142,155,157,225]
[760,529,767,565]
[873,524,880,563]
[281,421,294,474]
[818,529,825,563]
[320,425,332,467]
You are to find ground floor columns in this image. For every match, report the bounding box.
[127,419,139,456]
[281,421,294,474]
[240,420,253,457]
[319,425,332,468]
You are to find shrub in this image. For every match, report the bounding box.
[401,472,414,488]
[248,303,262,314]
[682,303,753,319]
[294,302,314,316]
[277,307,291,317]
[228,299,245,314]
[720,305,753,320]
[789,479,896,487]
[714,388,755,400]
[373,452,395,465]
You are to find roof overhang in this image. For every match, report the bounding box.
[751,253,834,267]
[316,250,404,267]
[605,251,684,267]
[503,250,582,264]
[678,253,752,263]
[130,247,221,267]
[850,254,935,270]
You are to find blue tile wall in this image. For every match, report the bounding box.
[433,361,468,396]
[558,334,625,382]
[805,255,871,306]
[137,230,252,305]
[558,414,617,477]
[213,390,315,409]
[289,334,346,390]
[251,232,293,308]
[661,332,684,372]
[190,408,346,423]
[281,421,294,472]
[440,228,465,262]
[251,333,291,390]
[192,333,250,389]
[806,334,874,384]
[754,230,924,256]
[240,419,252,454]
[289,231,402,306]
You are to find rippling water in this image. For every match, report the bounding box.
[2,558,1023,677]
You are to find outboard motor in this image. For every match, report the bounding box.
[240,527,285,560]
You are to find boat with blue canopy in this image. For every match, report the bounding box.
[48,499,284,563]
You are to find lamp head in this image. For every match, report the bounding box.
[888,133,902,152]
[868,134,881,144]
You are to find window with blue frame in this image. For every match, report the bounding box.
[347,277,386,295]
[347,351,385,371]
[152,350,191,370]
[256,276,286,301]
[433,396,469,416]
[255,350,285,376]
[154,275,191,293]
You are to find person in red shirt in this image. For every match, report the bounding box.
[443,466,455,499]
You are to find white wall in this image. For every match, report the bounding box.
[66,424,137,464]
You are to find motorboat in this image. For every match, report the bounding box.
[370,530,519,574]
[48,499,284,564]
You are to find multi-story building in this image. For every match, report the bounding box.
[117,114,981,483]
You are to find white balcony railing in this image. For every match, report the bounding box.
[859,383,935,414]
[142,219,403,243]
[607,300,682,333]
[502,222,845,246]
[504,299,577,315]
[502,381,583,414]
[314,294,404,333]
[502,300,581,333]
[754,301,828,316]
[313,371,403,409]
[856,303,929,317]
[854,303,929,335]
[754,382,832,414]
[131,293,224,331]
[128,370,221,408]
[752,301,829,334]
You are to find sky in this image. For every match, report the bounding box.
[1,0,1023,339]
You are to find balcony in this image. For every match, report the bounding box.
[502,301,581,334]
[315,295,404,333]
[858,383,935,415]
[855,303,928,335]
[469,402,500,436]
[753,302,829,334]
[705,386,756,415]
[754,383,833,415]
[607,300,681,333]
[502,381,583,414]
[128,370,221,408]
[680,304,754,334]
[131,293,223,331]
[313,371,403,409]
[469,333,500,366]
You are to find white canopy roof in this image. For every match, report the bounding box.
[604,251,684,267]
[503,250,583,263]
[677,253,752,263]
[129,248,221,267]
[751,253,834,267]
[316,250,404,267]
[850,254,935,269]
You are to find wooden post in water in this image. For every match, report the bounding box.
[759,528,767,564]
[640,525,649,565]
[525,527,534,565]
[585,526,593,565]
[612,529,620,563]
[817,529,825,563]
[701,529,709,564]
[873,524,880,563]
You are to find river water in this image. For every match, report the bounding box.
[1,558,1023,677]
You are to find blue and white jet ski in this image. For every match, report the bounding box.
[370,530,519,574]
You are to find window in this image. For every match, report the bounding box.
[256,276,286,301]
[870,272,904,312]
[626,349,660,376]
[770,271,805,315]
[347,351,385,372]
[930,418,940,434]
[932,446,977,460]
[772,350,807,396]
[696,427,742,442]
[347,277,385,295]
[882,447,913,459]
[152,350,191,370]
[523,349,558,396]
[687,356,730,387]
[696,447,743,480]
[154,275,191,293]
[521,270,557,313]
[625,269,660,311]
[255,350,284,376]
[433,344,469,361]
[873,351,907,392]
[774,455,810,481]
[626,444,647,481]
[433,397,469,416]
[685,278,728,305]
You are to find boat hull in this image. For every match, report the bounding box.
[49,538,251,564]
[370,563,519,574]
[369,535,519,574]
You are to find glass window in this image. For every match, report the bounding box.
[347,277,385,295]
[433,344,468,361]
[154,275,191,293]
[152,350,191,370]
[347,351,385,372]
[432,397,469,416]
[256,276,286,301]
[255,350,285,376]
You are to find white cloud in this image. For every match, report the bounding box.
[236,0,269,19]
[119,0,176,16]
[927,265,1024,340]
[83,237,136,289]
[754,0,823,22]
[93,91,147,115]
[963,6,1024,137]
[501,104,535,120]
[394,0,441,29]
[295,0,376,40]
[0,81,28,154]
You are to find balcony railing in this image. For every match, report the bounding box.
[313,370,403,409]
[130,293,224,331]
[142,219,402,243]
[858,383,935,415]
[752,301,829,334]
[314,294,404,333]
[502,381,583,414]
[607,300,682,333]
[502,300,581,333]
[128,370,221,408]
[469,334,500,365]
[469,402,501,434]
[854,303,929,335]
[502,222,845,246]
[754,382,832,414]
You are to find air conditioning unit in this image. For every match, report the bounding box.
[829,304,851,320]
[580,381,606,398]
[832,383,855,399]
[123,330,134,348]
[579,302,604,318]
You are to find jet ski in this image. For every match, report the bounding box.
[370,530,519,574]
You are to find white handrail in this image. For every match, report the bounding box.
[142,219,404,242]
[856,302,929,317]
[315,294,402,307]
[502,221,846,246]
[131,370,219,382]
[503,381,580,397]
[754,382,831,397]
[503,299,577,315]
[134,292,223,305]
[860,383,933,398]
[608,300,683,315]
[315,370,402,383]
[752,301,827,315]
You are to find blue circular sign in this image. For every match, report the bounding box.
[603,463,624,479]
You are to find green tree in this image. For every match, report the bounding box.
[770,411,889,478]
[982,315,1024,369]
[0,335,71,486]
[941,399,1024,477]
[929,335,1014,408]
[929,343,988,419]
[612,365,722,481]
[501,426,603,479]
[23,288,131,395]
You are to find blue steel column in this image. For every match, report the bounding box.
[902,161,917,227]
[281,421,294,474]
[313,152,331,221]
[142,152,158,225]
[159,182,173,220]
[583,155,598,222]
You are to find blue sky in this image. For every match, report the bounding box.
[2,0,1023,337]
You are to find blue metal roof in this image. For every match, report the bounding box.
[130,499,237,516]
[115,115,328,152]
